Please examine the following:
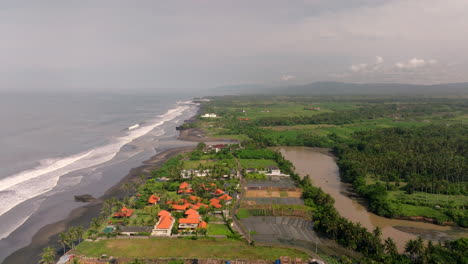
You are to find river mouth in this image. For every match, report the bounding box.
[274,146,467,251]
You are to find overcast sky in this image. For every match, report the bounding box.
[1,0,467,92]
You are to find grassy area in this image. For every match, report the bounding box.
[212,134,251,141]
[239,159,278,169]
[390,190,468,206]
[236,208,251,219]
[398,204,448,219]
[75,238,309,260]
[207,224,233,236]
[182,160,218,169]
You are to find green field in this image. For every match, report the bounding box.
[75,238,309,260]
[207,223,233,236]
[182,160,218,169]
[239,159,278,169]
[236,208,251,219]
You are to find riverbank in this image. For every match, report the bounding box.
[2,145,195,264]
[277,146,468,251]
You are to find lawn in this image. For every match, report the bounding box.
[207,223,233,236]
[75,238,309,260]
[182,160,218,169]
[239,159,278,169]
[236,208,251,219]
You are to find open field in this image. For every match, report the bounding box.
[207,224,232,236]
[242,197,304,205]
[245,188,302,198]
[240,216,319,244]
[246,179,297,188]
[182,160,218,169]
[388,190,468,208]
[75,238,310,260]
[239,159,278,169]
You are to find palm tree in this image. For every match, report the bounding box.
[405,237,424,262]
[39,247,56,264]
[74,226,84,245]
[58,232,68,254]
[384,237,398,256]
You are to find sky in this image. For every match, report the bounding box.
[1,0,467,92]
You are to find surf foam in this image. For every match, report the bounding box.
[0,101,195,240]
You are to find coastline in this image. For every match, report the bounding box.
[2,145,196,264]
[2,103,203,264]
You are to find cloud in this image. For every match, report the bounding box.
[349,56,384,72]
[281,74,296,81]
[395,58,437,69]
[350,63,368,72]
[375,56,384,64]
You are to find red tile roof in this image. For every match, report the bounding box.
[179,218,199,224]
[209,198,222,208]
[158,210,170,217]
[213,189,225,195]
[219,194,233,201]
[198,221,208,229]
[157,215,174,229]
[185,209,198,216]
[172,204,188,211]
[189,195,201,202]
[179,182,189,189]
[113,206,134,218]
[195,203,209,208]
[148,195,160,204]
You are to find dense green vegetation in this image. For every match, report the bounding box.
[336,125,467,225]
[272,149,468,264]
[200,96,467,226]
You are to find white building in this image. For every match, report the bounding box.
[201,113,217,118]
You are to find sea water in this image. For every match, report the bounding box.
[0,92,198,261]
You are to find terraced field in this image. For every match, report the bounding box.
[241,216,320,244]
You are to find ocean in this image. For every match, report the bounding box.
[0,92,199,262]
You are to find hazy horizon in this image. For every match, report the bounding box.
[1,1,468,92]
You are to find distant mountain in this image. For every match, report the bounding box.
[280,82,468,95]
[214,82,468,95]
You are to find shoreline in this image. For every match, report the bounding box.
[2,145,196,264]
[3,103,205,264]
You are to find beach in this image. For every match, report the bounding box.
[0,97,200,264]
[2,145,195,264]
[1,113,236,264]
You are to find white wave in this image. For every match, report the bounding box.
[0,101,194,233]
[0,198,43,240]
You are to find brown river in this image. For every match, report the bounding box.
[276,146,467,251]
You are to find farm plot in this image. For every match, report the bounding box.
[241,216,320,245]
[245,187,302,198]
[243,197,304,205]
[246,179,297,188]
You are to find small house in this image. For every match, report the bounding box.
[147,195,160,205]
[113,206,134,218]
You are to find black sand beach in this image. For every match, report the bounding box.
[2,145,196,264]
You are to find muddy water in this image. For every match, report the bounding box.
[276,146,467,251]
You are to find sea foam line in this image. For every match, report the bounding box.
[0,102,193,226]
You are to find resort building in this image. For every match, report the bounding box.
[152,210,175,236]
[178,209,201,230]
[218,194,233,205]
[178,182,194,194]
[113,206,134,218]
[147,195,160,205]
